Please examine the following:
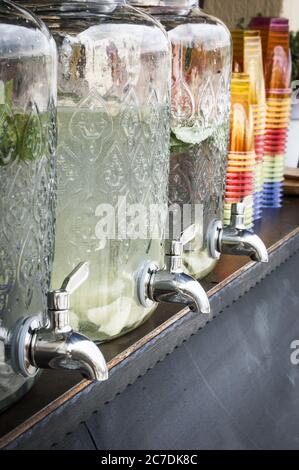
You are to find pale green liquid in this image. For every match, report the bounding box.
[53,106,169,342]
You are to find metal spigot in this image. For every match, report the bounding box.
[208,203,269,263]
[137,226,210,315]
[11,263,108,382]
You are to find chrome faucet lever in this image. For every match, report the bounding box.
[137,226,210,315]
[208,203,269,263]
[61,261,90,294]
[11,263,108,382]
[47,262,89,335]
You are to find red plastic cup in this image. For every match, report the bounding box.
[226,182,254,190]
[226,172,254,181]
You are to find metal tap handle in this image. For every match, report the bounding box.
[231,202,245,217]
[166,224,197,256]
[47,262,89,334]
[180,224,197,247]
[164,225,197,272]
[230,203,246,231]
[61,262,90,294]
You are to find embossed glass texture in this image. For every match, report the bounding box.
[132,0,197,7]
[19,1,171,342]
[0,0,57,411]
[130,1,232,279]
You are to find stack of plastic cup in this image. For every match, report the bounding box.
[231,30,266,221]
[231,29,244,72]
[244,31,266,220]
[249,18,291,91]
[263,90,291,208]
[224,73,255,229]
[250,17,292,209]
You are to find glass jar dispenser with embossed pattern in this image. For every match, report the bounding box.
[130,0,232,279]
[19,0,171,342]
[0,0,57,411]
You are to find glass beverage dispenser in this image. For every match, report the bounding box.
[0,0,107,412]
[18,0,210,343]
[129,0,268,277]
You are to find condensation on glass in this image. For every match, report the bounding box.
[20,1,171,342]
[0,0,57,412]
[131,0,232,279]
